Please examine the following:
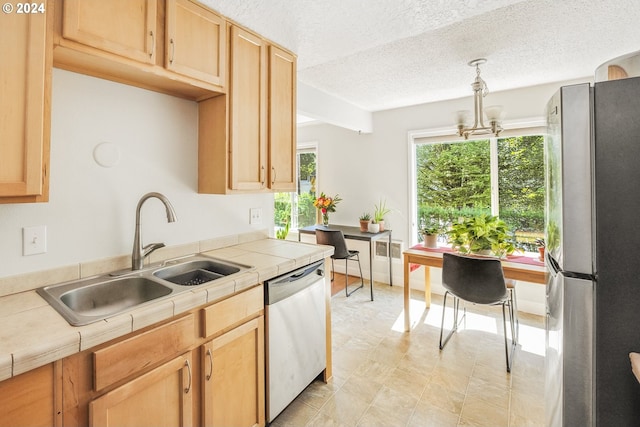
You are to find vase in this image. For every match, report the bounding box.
[359,220,370,232]
[368,222,380,233]
[322,213,329,226]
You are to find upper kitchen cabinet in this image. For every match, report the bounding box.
[267,46,296,192]
[53,0,226,100]
[166,0,226,87]
[198,25,266,194]
[0,6,52,204]
[228,26,268,191]
[198,25,296,194]
[62,0,157,64]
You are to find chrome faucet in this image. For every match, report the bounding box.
[131,192,177,270]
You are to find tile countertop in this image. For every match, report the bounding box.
[0,238,334,382]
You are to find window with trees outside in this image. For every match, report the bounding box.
[413,133,544,252]
[274,145,317,237]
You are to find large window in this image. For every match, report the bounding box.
[274,145,317,235]
[413,133,544,251]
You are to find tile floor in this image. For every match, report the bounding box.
[270,280,545,427]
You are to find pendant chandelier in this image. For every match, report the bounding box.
[455,58,504,140]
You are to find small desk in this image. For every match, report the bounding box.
[299,224,392,301]
[402,246,547,332]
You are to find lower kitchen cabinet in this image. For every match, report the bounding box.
[202,316,265,427]
[90,352,193,427]
[56,285,265,426]
[0,363,60,427]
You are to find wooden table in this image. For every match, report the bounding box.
[402,246,547,332]
[299,224,392,301]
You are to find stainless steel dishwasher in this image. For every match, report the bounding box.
[264,260,326,423]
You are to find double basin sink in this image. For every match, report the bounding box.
[37,255,253,326]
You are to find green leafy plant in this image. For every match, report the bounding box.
[373,199,391,223]
[359,212,371,221]
[419,216,445,236]
[447,214,516,257]
[275,220,290,240]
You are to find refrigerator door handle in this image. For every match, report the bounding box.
[546,252,561,275]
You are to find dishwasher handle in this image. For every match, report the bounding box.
[285,262,323,282]
[265,261,325,305]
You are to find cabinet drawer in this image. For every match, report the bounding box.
[93,314,196,391]
[202,285,263,338]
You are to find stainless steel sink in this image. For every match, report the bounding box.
[37,255,253,326]
[153,258,248,286]
[37,276,172,326]
[61,277,172,317]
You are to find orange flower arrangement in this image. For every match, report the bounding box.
[313,192,342,225]
[313,192,342,214]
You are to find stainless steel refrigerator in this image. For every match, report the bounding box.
[545,77,640,426]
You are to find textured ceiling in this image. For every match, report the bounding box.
[200,0,640,112]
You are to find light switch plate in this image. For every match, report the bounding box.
[250,208,262,225]
[23,226,47,256]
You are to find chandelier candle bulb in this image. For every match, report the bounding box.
[455,110,471,127]
[484,105,504,122]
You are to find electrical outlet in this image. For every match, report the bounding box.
[250,208,262,225]
[23,225,47,256]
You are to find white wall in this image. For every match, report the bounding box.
[1,70,590,314]
[297,77,591,315]
[0,69,274,279]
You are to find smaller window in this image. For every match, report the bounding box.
[274,146,317,235]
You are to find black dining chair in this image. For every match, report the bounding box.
[439,252,519,372]
[315,229,364,297]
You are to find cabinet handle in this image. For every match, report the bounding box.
[205,348,213,381]
[149,30,155,59]
[170,38,175,64]
[260,166,265,187]
[271,167,276,185]
[184,359,192,394]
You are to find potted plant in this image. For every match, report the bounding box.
[447,214,516,257]
[368,219,380,233]
[373,199,391,231]
[419,217,444,248]
[535,238,545,261]
[276,220,290,240]
[359,213,371,232]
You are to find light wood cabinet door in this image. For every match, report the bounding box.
[197,26,297,195]
[267,45,296,191]
[90,353,193,427]
[166,0,226,86]
[202,316,265,427]
[0,363,59,427]
[62,0,157,64]
[0,8,51,201]
[229,26,267,191]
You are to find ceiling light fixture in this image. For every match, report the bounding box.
[455,58,504,140]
